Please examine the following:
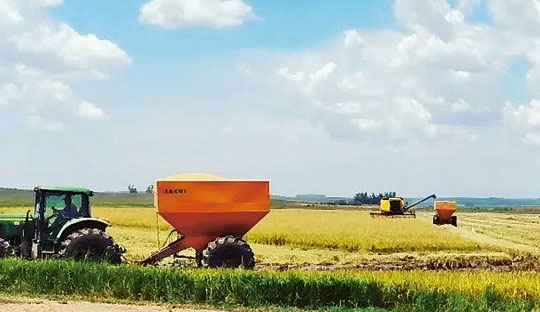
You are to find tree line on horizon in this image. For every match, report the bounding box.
[353,192,397,205]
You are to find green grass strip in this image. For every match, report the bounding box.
[0,258,538,311]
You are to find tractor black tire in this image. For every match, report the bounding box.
[0,238,10,257]
[432,215,440,225]
[451,216,458,227]
[201,235,255,269]
[59,228,121,263]
[195,251,203,267]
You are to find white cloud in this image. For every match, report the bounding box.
[35,0,63,7]
[139,0,255,29]
[343,29,364,47]
[502,99,540,145]
[487,0,540,35]
[0,1,22,27]
[78,101,108,120]
[310,62,336,85]
[0,0,130,130]
[269,27,487,142]
[28,113,63,131]
[14,22,131,72]
[394,0,464,40]
[0,83,19,106]
[276,67,304,83]
[241,0,540,145]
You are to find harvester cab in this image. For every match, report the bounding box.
[370,194,437,218]
[0,186,123,262]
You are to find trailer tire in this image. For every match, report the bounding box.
[451,216,458,227]
[201,236,255,269]
[59,228,121,263]
[433,215,440,225]
[0,238,10,257]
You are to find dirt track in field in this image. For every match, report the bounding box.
[0,300,219,312]
[257,252,540,272]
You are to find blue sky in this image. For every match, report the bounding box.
[3,0,540,197]
[50,1,394,53]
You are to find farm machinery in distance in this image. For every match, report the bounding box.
[433,200,458,226]
[370,194,437,218]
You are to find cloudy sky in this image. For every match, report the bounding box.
[1,0,540,197]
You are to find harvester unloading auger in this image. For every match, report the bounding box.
[370,194,437,218]
[140,173,270,268]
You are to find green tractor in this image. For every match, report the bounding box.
[0,186,124,262]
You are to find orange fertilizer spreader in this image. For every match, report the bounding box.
[140,173,270,268]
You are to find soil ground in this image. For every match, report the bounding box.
[0,299,219,312]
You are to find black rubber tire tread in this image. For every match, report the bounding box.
[59,228,119,263]
[195,251,203,267]
[432,215,440,225]
[0,238,10,257]
[451,216,458,227]
[201,235,255,269]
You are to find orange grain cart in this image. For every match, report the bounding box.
[140,173,270,268]
[432,200,457,227]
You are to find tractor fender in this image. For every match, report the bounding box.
[54,218,110,244]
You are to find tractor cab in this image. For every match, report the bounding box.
[33,186,93,242]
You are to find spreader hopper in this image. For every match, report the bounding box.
[432,200,457,226]
[141,173,270,267]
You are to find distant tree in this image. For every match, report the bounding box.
[353,191,397,205]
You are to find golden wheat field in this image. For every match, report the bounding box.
[2,206,539,267]
[89,207,495,261]
[4,205,540,310]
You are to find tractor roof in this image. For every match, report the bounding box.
[34,186,94,196]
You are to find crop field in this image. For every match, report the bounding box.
[1,258,540,311]
[2,201,540,311]
[0,206,495,262]
[458,212,540,248]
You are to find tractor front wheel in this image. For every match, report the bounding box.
[59,228,121,263]
[0,238,10,257]
[201,236,255,269]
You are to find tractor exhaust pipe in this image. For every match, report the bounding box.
[404,194,437,211]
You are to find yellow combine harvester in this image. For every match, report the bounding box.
[370,194,437,218]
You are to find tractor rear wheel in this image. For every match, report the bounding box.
[0,238,10,257]
[59,228,121,263]
[201,235,255,269]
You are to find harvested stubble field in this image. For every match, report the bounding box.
[2,204,540,311]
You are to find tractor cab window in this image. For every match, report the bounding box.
[43,193,66,220]
[70,194,90,218]
[70,194,82,217]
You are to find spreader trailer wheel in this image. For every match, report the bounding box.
[201,235,255,269]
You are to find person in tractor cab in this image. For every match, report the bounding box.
[64,196,78,218]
